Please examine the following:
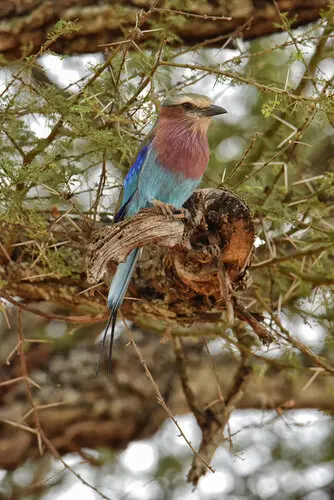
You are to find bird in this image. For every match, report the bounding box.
[98,93,227,372]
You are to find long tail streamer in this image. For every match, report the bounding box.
[96,248,140,373]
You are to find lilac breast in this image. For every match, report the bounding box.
[153,120,210,180]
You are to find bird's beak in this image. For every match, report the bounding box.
[201,104,227,117]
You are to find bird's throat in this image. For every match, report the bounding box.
[153,118,210,179]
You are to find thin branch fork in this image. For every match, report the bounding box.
[173,336,252,486]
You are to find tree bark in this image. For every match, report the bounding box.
[0,0,329,61]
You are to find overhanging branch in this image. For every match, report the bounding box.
[0,0,329,61]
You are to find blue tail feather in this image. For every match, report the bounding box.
[97,248,140,373]
[113,191,136,223]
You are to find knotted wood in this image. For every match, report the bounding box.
[87,188,255,325]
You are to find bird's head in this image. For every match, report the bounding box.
[160,93,227,134]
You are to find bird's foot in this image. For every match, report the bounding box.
[152,199,191,223]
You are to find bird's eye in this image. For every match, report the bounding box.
[182,102,194,110]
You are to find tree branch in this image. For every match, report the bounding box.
[0,0,329,61]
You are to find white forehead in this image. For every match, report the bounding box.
[163,93,212,109]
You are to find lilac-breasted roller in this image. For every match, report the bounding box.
[100,93,227,371]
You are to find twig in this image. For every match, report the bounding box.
[252,245,332,269]
[224,133,263,184]
[1,293,106,324]
[234,301,275,345]
[153,7,231,21]
[159,61,320,103]
[122,314,215,474]
[274,317,334,375]
[173,337,209,426]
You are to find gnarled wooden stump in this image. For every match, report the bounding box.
[87,188,255,326]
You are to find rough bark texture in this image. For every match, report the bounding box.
[87,189,255,327]
[0,0,329,61]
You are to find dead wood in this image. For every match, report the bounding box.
[86,188,262,335]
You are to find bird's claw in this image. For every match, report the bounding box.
[152,199,174,218]
[152,199,191,223]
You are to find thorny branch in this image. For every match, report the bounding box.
[173,336,252,485]
[123,315,215,475]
